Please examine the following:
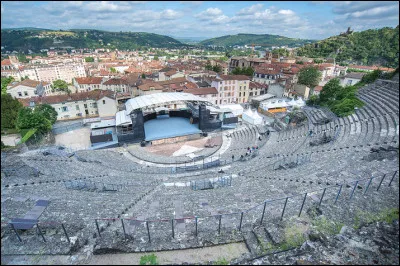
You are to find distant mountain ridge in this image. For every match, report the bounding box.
[199,33,314,48]
[296,26,399,68]
[1,28,188,52]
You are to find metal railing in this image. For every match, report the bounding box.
[6,170,397,244]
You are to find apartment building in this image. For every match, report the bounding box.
[73,77,103,93]
[211,74,250,104]
[7,79,51,99]
[18,90,117,121]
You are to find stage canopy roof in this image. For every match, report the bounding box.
[125,92,213,114]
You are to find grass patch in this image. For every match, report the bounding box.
[312,216,344,235]
[353,208,399,229]
[139,254,158,265]
[278,223,307,250]
[213,257,229,265]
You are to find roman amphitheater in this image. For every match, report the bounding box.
[1,75,399,265]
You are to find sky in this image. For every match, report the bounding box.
[1,1,399,40]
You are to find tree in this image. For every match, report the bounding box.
[153,56,159,61]
[298,66,322,89]
[1,94,23,129]
[34,104,58,124]
[231,66,254,76]
[205,61,213,71]
[85,57,95,62]
[1,76,14,95]
[141,73,146,79]
[51,80,71,94]
[319,78,341,105]
[16,107,52,134]
[110,67,117,73]
[212,64,222,73]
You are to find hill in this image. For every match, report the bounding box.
[199,33,314,48]
[296,26,399,68]
[0,29,188,52]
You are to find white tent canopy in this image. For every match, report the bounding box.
[242,109,263,125]
[218,104,244,116]
[125,92,212,114]
[115,110,132,126]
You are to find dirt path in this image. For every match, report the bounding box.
[1,242,248,265]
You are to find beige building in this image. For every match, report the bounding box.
[19,63,87,83]
[7,79,51,99]
[211,74,250,104]
[18,90,117,121]
[73,77,103,93]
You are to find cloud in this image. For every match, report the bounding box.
[85,1,131,12]
[196,7,223,18]
[236,4,264,16]
[332,1,396,14]
[278,9,295,15]
[0,1,398,39]
[180,1,203,5]
[195,7,230,24]
[161,9,181,20]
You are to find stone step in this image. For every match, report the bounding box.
[264,222,285,245]
[243,230,262,256]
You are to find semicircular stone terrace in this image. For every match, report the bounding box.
[1,75,399,256]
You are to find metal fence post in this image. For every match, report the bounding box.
[121,219,127,239]
[146,221,151,242]
[10,223,22,242]
[36,223,46,242]
[218,215,222,235]
[299,193,307,217]
[260,201,267,225]
[364,176,373,194]
[239,212,244,231]
[334,185,343,204]
[281,197,289,220]
[349,181,358,200]
[377,174,386,191]
[195,217,198,237]
[61,223,70,243]
[319,188,326,206]
[388,171,398,187]
[95,219,101,237]
[171,219,174,238]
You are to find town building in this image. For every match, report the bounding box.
[18,90,117,121]
[7,79,51,98]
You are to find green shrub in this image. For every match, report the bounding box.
[278,224,306,250]
[353,208,399,229]
[139,254,158,265]
[214,257,229,265]
[312,216,343,235]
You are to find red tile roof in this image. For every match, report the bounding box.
[74,77,103,85]
[18,90,116,106]
[218,74,250,81]
[314,86,323,92]
[249,81,268,89]
[184,87,218,95]
[1,59,12,66]
[10,79,50,89]
[103,78,128,86]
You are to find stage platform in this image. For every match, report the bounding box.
[144,116,202,142]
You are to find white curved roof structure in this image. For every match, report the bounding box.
[125,92,213,114]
